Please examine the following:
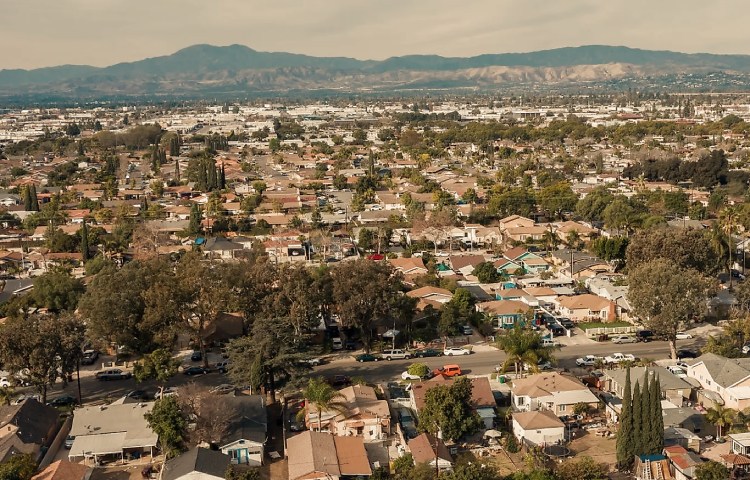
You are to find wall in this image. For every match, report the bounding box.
[38,415,72,470]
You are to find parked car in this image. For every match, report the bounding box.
[331,338,343,350]
[96,368,132,381]
[548,324,566,337]
[743,343,750,355]
[675,332,693,340]
[523,360,553,371]
[80,349,99,365]
[398,408,417,439]
[289,413,306,432]
[604,353,636,364]
[433,364,462,377]
[126,390,151,400]
[48,395,76,407]
[636,330,654,342]
[401,371,423,381]
[355,353,381,362]
[414,348,443,358]
[443,347,471,356]
[183,366,208,376]
[190,351,202,362]
[214,361,230,373]
[612,335,637,344]
[12,394,40,405]
[576,355,603,367]
[156,387,177,399]
[678,349,699,359]
[326,375,351,387]
[557,318,575,329]
[65,435,75,449]
[461,325,473,335]
[382,349,412,360]
[667,366,688,378]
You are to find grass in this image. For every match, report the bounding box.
[579,321,632,330]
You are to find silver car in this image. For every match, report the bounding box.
[612,335,637,344]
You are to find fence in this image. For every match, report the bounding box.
[583,326,637,338]
[39,415,73,470]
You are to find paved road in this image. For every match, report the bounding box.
[310,339,704,384]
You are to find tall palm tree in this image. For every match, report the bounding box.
[496,325,555,376]
[296,377,348,432]
[706,405,735,438]
[542,226,560,256]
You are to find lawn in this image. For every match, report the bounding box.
[579,321,632,330]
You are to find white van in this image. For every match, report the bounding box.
[541,338,559,348]
[332,338,343,350]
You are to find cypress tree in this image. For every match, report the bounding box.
[641,374,652,452]
[30,184,39,212]
[632,380,643,456]
[206,160,217,191]
[188,204,202,235]
[175,158,181,182]
[648,375,664,454]
[616,368,635,470]
[77,141,85,156]
[22,186,32,211]
[219,163,226,190]
[80,220,90,261]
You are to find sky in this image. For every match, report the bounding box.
[1,0,748,70]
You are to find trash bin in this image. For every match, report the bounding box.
[499,376,506,384]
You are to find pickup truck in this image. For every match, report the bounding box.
[604,353,636,364]
[575,355,603,367]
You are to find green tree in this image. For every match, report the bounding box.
[145,396,188,458]
[331,259,405,352]
[0,453,37,480]
[695,460,730,480]
[443,461,501,480]
[632,380,643,456]
[496,325,554,374]
[439,288,476,337]
[188,203,202,235]
[29,184,39,212]
[705,404,735,438]
[554,456,608,480]
[0,386,14,406]
[472,262,501,283]
[134,348,179,396]
[22,186,32,211]
[537,182,577,219]
[647,375,664,454]
[626,228,720,276]
[296,377,347,431]
[418,376,482,441]
[407,363,430,378]
[616,368,634,470]
[576,185,614,222]
[628,259,715,359]
[80,220,90,261]
[31,270,85,313]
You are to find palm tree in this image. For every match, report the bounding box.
[706,405,735,438]
[496,325,555,376]
[542,226,560,256]
[296,377,348,432]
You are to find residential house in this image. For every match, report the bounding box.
[604,367,694,407]
[0,399,60,462]
[504,225,547,244]
[161,447,230,480]
[203,237,244,260]
[411,376,496,429]
[663,427,703,453]
[511,372,599,415]
[68,402,158,463]
[554,221,598,243]
[389,257,428,276]
[502,248,550,273]
[408,433,453,471]
[447,255,486,277]
[497,215,535,232]
[511,410,565,447]
[306,385,390,441]
[634,455,675,480]
[202,312,245,345]
[476,300,530,329]
[585,274,632,321]
[406,286,453,310]
[555,294,615,322]
[286,431,372,480]
[474,227,503,248]
[493,258,523,276]
[727,432,750,475]
[219,395,267,466]
[31,460,90,480]
[687,353,750,410]
[550,249,613,279]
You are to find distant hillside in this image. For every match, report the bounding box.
[2,44,750,98]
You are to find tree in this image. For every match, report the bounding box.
[695,460,730,480]
[631,380,643,456]
[0,313,84,403]
[554,456,608,480]
[705,405,735,438]
[472,262,501,283]
[0,386,14,406]
[31,269,85,312]
[496,325,554,375]
[331,259,404,352]
[576,185,614,222]
[537,182,577,219]
[616,368,634,470]
[418,376,482,441]
[646,374,664,454]
[628,259,715,359]
[439,289,476,338]
[80,220,90,261]
[443,462,501,480]
[407,363,430,378]
[188,203,202,235]
[22,186,32,211]
[626,228,720,276]
[0,453,37,480]
[225,466,261,480]
[296,377,347,431]
[134,348,178,396]
[145,396,188,458]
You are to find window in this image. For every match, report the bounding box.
[558,405,566,412]
[516,397,526,406]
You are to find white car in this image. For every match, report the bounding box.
[667,366,688,378]
[443,347,471,356]
[575,355,602,367]
[676,332,693,340]
[401,371,422,381]
[611,335,637,344]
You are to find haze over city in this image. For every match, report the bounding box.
[2,0,750,69]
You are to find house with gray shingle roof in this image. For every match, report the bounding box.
[687,353,750,410]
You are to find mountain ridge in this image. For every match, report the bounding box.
[3,44,750,97]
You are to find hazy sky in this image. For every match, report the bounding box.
[1,0,747,70]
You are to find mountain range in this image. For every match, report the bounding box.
[3,44,750,99]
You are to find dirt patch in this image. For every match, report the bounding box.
[568,431,617,466]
